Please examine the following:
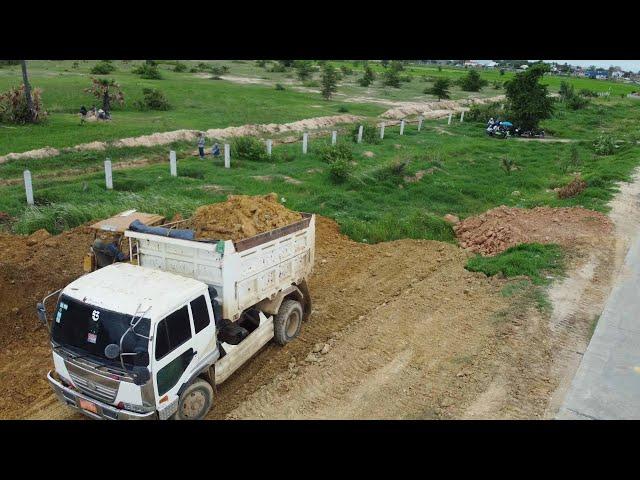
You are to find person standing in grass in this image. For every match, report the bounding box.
[197,132,206,158]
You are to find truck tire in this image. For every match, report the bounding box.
[174,379,214,420]
[274,299,303,346]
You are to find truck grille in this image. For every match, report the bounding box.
[69,373,118,404]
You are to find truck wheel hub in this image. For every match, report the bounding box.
[182,390,206,417]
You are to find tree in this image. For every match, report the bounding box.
[458,69,487,92]
[84,77,124,113]
[504,63,554,131]
[20,60,36,123]
[426,78,450,100]
[382,66,401,88]
[294,60,314,81]
[320,64,339,99]
[358,65,376,87]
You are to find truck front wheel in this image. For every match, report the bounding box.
[274,299,303,345]
[174,379,214,420]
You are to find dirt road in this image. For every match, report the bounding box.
[1,174,636,419]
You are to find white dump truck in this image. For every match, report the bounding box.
[41,213,315,420]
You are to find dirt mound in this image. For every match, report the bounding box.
[454,206,613,256]
[380,95,505,120]
[0,115,363,164]
[190,194,303,241]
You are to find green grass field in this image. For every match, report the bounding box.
[1,60,636,156]
[1,96,639,249]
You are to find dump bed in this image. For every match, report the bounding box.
[124,213,315,321]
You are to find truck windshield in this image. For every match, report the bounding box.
[51,294,150,367]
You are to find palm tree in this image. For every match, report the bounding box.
[20,60,36,123]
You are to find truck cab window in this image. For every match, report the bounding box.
[191,295,210,334]
[155,305,192,360]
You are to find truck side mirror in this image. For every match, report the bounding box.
[36,303,47,327]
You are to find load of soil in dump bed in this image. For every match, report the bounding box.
[454,206,613,256]
[190,193,303,242]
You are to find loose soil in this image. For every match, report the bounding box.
[454,206,613,256]
[189,194,303,241]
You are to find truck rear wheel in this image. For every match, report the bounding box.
[174,379,213,420]
[274,299,302,346]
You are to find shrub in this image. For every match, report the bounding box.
[210,65,229,76]
[173,62,187,72]
[593,134,615,155]
[134,88,170,111]
[72,61,80,69]
[275,83,286,91]
[294,60,314,81]
[566,94,589,110]
[458,70,488,92]
[579,88,598,97]
[466,102,506,122]
[501,156,516,175]
[329,158,350,183]
[352,123,381,144]
[0,84,47,124]
[381,67,401,88]
[557,175,587,199]
[90,60,115,75]
[256,60,268,68]
[374,157,410,180]
[132,61,162,79]
[231,136,268,161]
[358,66,375,87]
[317,143,353,164]
[337,105,349,113]
[558,145,581,173]
[340,65,353,76]
[426,78,450,100]
[320,64,339,99]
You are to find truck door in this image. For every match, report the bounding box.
[187,294,216,368]
[153,305,195,402]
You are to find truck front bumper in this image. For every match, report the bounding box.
[47,370,157,420]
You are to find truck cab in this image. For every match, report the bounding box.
[47,263,222,419]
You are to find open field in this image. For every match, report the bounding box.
[0,60,636,156]
[1,61,639,420]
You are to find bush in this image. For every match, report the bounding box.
[173,62,187,72]
[593,134,616,155]
[0,84,47,124]
[566,94,589,110]
[558,145,581,173]
[90,60,115,75]
[373,158,409,180]
[210,65,229,76]
[340,65,353,76]
[337,105,349,113]
[132,61,162,79]
[466,102,506,122]
[358,65,376,87]
[352,123,381,144]
[317,143,353,164]
[231,136,268,161]
[579,88,598,97]
[134,88,170,111]
[329,158,350,183]
[458,70,488,92]
[275,83,286,91]
[557,175,587,199]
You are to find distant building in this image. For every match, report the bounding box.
[519,64,529,70]
[463,60,481,68]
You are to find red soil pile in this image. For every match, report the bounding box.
[454,206,613,256]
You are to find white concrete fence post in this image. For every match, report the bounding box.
[104,159,113,190]
[331,130,337,145]
[23,170,34,205]
[380,123,385,139]
[400,119,405,135]
[169,150,177,177]
[460,111,465,122]
[357,125,363,143]
[448,113,452,125]
[418,115,424,131]
[266,139,273,156]
[302,132,308,154]
[224,144,230,168]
